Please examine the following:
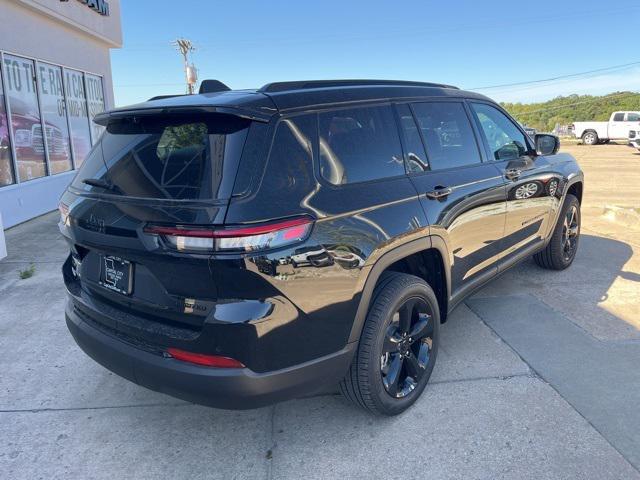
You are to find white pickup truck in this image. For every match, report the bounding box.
[572,111,640,145]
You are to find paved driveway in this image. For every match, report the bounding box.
[1,144,639,479]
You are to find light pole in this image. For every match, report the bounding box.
[172,38,197,94]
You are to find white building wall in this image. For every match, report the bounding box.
[0,0,121,245]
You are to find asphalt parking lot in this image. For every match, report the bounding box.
[1,143,639,479]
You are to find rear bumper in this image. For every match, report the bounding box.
[66,302,356,409]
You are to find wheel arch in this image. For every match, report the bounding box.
[566,180,583,204]
[347,237,451,343]
[581,129,598,143]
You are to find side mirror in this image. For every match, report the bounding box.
[535,134,560,156]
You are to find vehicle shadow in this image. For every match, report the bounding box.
[469,233,639,340]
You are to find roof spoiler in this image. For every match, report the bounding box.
[93,105,272,126]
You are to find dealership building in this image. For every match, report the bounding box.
[0,0,121,258]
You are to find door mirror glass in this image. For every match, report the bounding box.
[535,134,559,156]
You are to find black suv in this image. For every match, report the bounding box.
[60,80,583,415]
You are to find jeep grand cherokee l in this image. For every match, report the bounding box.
[60,79,583,415]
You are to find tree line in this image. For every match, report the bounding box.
[501,91,640,132]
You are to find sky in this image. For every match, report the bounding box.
[111,0,640,107]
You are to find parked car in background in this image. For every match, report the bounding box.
[60,79,584,416]
[572,111,640,145]
[519,123,536,138]
[629,130,640,151]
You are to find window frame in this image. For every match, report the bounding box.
[392,102,429,174]
[467,100,535,163]
[0,48,105,188]
[612,112,625,122]
[399,98,488,177]
[313,101,409,189]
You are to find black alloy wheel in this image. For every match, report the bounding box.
[534,193,581,270]
[381,297,434,398]
[562,204,579,262]
[340,272,440,415]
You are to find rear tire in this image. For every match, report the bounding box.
[340,272,439,415]
[582,131,598,145]
[534,194,580,270]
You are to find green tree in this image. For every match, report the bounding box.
[501,92,640,132]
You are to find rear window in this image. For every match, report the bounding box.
[72,113,250,200]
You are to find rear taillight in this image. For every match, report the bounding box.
[144,216,314,253]
[166,348,244,368]
[58,202,70,227]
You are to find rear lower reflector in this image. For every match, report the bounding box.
[166,348,245,368]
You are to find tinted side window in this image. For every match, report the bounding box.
[319,105,404,184]
[396,104,429,173]
[613,113,625,121]
[471,103,529,161]
[626,113,640,122]
[265,115,315,194]
[411,102,481,170]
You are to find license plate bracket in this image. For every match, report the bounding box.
[99,255,133,295]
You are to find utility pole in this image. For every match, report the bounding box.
[172,38,197,94]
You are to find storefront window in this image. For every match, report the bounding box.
[0,66,15,186]
[37,62,73,174]
[85,73,105,144]
[3,54,47,181]
[0,52,107,188]
[63,68,92,166]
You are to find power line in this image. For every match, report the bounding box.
[469,61,640,91]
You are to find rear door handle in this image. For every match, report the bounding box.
[505,168,521,180]
[425,186,452,199]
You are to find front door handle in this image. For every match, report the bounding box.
[426,186,452,200]
[505,168,522,180]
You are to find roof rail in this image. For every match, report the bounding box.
[199,79,231,94]
[259,79,459,93]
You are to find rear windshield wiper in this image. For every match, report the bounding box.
[82,178,121,194]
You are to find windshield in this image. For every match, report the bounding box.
[71,113,250,200]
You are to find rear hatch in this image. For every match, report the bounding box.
[61,111,255,333]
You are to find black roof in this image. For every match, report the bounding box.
[96,80,491,124]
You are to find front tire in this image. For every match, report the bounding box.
[340,272,439,415]
[534,194,580,270]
